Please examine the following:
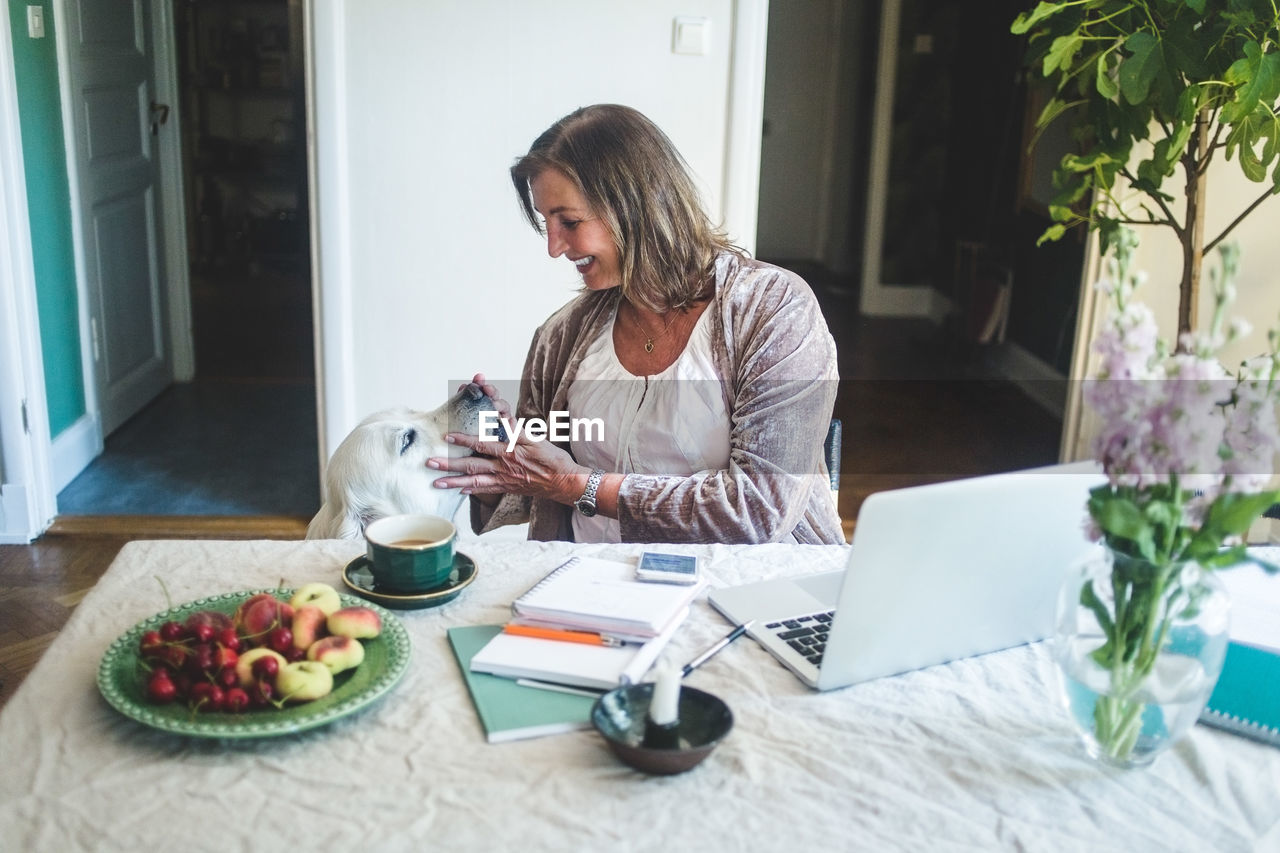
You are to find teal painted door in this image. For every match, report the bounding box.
[65,0,171,434]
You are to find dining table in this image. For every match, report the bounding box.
[0,536,1277,852]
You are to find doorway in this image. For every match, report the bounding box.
[54,0,318,521]
[756,0,1080,523]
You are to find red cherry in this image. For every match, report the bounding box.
[159,621,184,642]
[218,627,241,652]
[284,646,306,663]
[139,629,164,653]
[250,681,275,707]
[267,627,293,654]
[216,667,239,689]
[191,623,216,644]
[224,687,251,713]
[185,643,216,677]
[251,656,280,682]
[147,670,177,704]
[188,682,225,713]
[160,644,188,670]
[214,646,239,672]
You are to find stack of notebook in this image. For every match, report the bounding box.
[448,555,706,743]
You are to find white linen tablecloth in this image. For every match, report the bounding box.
[1,538,1277,852]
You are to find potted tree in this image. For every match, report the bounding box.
[1012,0,1280,339]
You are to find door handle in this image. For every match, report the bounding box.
[150,101,170,136]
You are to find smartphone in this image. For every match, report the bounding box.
[635,551,700,585]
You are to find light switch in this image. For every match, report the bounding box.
[672,16,710,56]
[27,5,46,39]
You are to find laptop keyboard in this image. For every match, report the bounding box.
[765,611,834,667]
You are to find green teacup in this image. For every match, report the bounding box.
[364,514,457,593]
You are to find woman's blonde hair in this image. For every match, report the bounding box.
[511,104,740,312]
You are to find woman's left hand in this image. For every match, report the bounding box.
[427,428,587,506]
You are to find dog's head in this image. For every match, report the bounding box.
[306,383,502,539]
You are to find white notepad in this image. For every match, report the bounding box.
[511,556,706,637]
[469,607,687,690]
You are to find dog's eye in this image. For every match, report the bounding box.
[399,429,416,456]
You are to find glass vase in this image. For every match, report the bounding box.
[1052,548,1230,768]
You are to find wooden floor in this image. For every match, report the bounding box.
[0,289,1063,711]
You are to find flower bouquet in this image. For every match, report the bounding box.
[1056,228,1280,766]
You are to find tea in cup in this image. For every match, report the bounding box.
[364,514,457,592]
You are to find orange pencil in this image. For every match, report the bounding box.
[502,623,622,646]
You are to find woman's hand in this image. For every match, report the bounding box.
[427,426,588,505]
[429,372,588,505]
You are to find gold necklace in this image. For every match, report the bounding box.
[625,305,677,353]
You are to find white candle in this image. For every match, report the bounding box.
[649,665,680,726]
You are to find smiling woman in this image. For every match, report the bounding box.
[429,104,844,546]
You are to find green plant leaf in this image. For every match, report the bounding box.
[1223,42,1280,125]
[1204,489,1280,537]
[1119,31,1163,106]
[1080,581,1116,638]
[1011,1,1067,35]
[1096,52,1120,100]
[1046,33,1085,76]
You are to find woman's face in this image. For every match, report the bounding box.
[530,169,620,291]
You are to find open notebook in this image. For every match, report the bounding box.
[1199,554,1280,746]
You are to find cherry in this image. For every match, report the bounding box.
[214,646,239,673]
[188,682,225,713]
[159,621,185,642]
[267,627,293,655]
[139,629,164,654]
[218,627,241,652]
[216,667,239,689]
[224,687,251,713]
[190,623,216,644]
[250,681,275,707]
[185,643,216,677]
[147,670,178,704]
[284,646,306,663]
[251,655,280,682]
[160,644,188,670]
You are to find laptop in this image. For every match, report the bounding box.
[709,461,1106,690]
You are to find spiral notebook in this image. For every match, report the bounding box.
[510,555,706,637]
[1198,558,1280,746]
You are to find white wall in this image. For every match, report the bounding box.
[311,0,755,457]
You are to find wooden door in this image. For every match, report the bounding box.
[65,0,172,434]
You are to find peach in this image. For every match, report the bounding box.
[327,606,382,639]
[276,661,333,702]
[291,605,328,651]
[306,635,365,674]
[288,582,342,617]
[235,647,287,689]
[238,596,294,639]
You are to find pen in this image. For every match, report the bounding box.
[515,678,606,698]
[681,620,754,677]
[502,623,630,647]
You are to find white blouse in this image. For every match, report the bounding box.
[567,305,731,542]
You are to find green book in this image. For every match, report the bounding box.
[1200,641,1280,747]
[447,624,597,744]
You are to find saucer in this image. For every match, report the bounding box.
[342,553,476,610]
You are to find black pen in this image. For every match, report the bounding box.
[681,620,754,677]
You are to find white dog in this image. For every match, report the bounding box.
[306,383,503,539]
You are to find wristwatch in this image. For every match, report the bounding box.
[574,468,605,517]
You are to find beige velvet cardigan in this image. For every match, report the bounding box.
[472,251,844,544]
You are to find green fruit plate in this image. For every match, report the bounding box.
[97,589,411,739]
